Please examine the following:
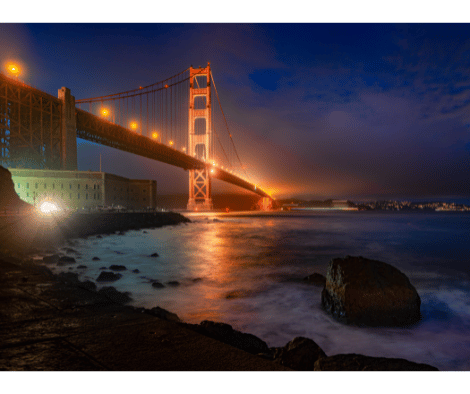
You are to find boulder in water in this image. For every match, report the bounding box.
[303,273,326,286]
[109,265,127,271]
[321,256,421,326]
[96,271,122,282]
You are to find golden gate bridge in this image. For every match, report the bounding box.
[0,63,273,210]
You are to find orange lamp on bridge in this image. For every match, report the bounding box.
[130,121,138,131]
[6,63,20,76]
[152,132,159,139]
[100,108,110,117]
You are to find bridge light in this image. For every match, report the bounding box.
[100,108,110,117]
[130,121,138,130]
[6,63,20,76]
[152,132,159,139]
[182,147,186,152]
[169,140,174,146]
[210,168,215,174]
[165,84,169,88]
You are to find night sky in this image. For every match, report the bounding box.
[1,22,470,201]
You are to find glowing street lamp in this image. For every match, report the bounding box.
[6,63,20,77]
[130,121,138,131]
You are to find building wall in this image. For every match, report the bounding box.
[9,169,157,210]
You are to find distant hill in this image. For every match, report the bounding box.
[157,193,265,211]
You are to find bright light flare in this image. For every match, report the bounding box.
[152,132,159,139]
[6,63,20,76]
[38,201,61,216]
[169,140,174,146]
[210,168,215,174]
[130,121,138,130]
[100,108,110,117]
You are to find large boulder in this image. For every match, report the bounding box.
[321,256,421,326]
[272,337,327,370]
[313,353,438,371]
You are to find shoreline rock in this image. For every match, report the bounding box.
[321,255,421,327]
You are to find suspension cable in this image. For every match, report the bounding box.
[211,72,249,179]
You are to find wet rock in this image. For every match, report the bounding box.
[192,320,269,355]
[78,280,97,292]
[43,254,60,264]
[151,282,165,289]
[303,273,326,287]
[57,256,76,265]
[77,265,87,269]
[99,266,107,270]
[167,281,180,286]
[272,337,326,371]
[148,306,180,322]
[313,354,438,371]
[97,286,132,304]
[132,269,140,273]
[142,231,148,234]
[96,235,103,239]
[96,271,122,282]
[109,265,127,271]
[321,256,421,326]
[191,277,203,283]
[149,253,159,257]
[117,231,126,236]
[57,272,80,284]
[63,247,78,254]
[92,257,101,261]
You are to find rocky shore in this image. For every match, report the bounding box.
[0,246,439,371]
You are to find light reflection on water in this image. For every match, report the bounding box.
[54,211,470,370]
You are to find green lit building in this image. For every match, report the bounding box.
[9,168,157,210]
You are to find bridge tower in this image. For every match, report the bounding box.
[187,63,213,211]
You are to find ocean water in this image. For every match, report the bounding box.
[47,211,470,371]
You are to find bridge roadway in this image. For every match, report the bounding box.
[76,109,272,199]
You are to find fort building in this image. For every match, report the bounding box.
[9,168,157,210]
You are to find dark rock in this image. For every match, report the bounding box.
[57,256,76,265]
[96,271,122,282]
[313,354,438,371]
[92,257,101,261]
[194,320,269,355]
[0,166,32,212]
[63,247,78,254]
[117,231,126,236]
[191,277,203,283]
[303,273,326,286]
[114,251,125,255]
[78,280,97,292]
[99,266,107,270]
[272,337,327,371]
[43,254,60,264]
[57,272,80,284]
[96,235,103,239]
[167,281,180,286]
[143,231,148,234]
[132,269,140,273]
[148,306,180,322]
[321,256,421,326]
[98,286,132,304]
[77,265,87,269]
[149,253,159,257]
[109,265,127,271]
[151,282,165,289]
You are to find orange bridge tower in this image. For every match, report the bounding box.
[187,63,213,211]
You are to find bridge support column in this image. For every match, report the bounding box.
[187,63,213,211]
[58,87,77,170]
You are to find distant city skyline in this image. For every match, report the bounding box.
[1,22,469,200]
